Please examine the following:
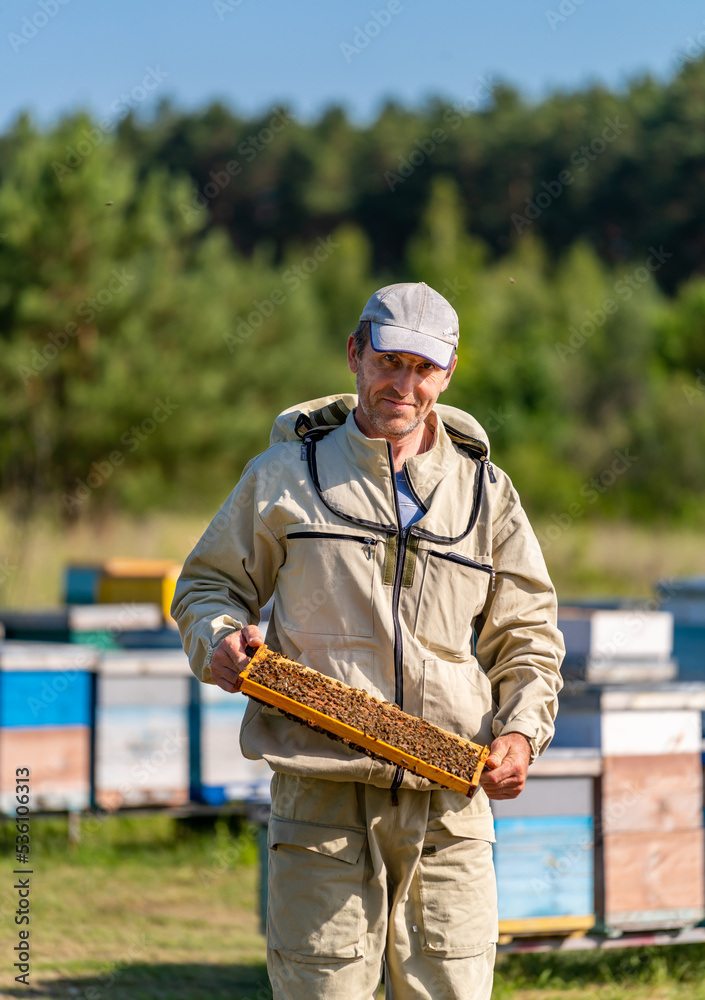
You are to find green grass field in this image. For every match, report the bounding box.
[1,816,705,1000]
[0,815,269,1000]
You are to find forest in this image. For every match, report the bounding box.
[2,55,705,525]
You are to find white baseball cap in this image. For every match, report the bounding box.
[359,281,459,369]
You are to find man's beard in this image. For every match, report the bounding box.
[356,369,427,439]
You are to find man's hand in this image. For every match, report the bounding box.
[479,732,531,800]
[209,625,264,692]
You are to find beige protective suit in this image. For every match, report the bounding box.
[172,394,565,999]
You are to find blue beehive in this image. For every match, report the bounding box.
[494,815,594,921]
[492,774,595,933]
[0,642,98,812]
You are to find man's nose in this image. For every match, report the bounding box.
[391,369,416,396]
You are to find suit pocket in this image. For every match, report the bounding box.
[422,657,495,746]
[280,529,378,637]
[414,549,493,655]
[267,817,367,963]
[414,831,498,958]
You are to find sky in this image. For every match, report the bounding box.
[0,0,703,130]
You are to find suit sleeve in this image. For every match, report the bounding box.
[474,489,565,761]
[170,459,285,683]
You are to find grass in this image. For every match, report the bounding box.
[493,947,705,999]
[1,507,704,609]
[537,518,705,603]
[0,507,209,609]
[1,816,705,999]
[0,814,269,1000]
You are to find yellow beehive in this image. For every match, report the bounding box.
[96,559,180,623]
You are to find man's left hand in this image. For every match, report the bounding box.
[479,732,531,800]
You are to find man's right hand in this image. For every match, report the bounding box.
[210,625,264,692]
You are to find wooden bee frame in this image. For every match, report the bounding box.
[237,644,491,798]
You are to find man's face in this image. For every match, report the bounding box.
[347,333,457,441]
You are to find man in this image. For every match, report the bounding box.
[172,282,564,1000]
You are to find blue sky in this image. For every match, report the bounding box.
[0,0,703,129]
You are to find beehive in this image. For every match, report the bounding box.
[237,645,490,797]
[491,775,595,934]
[0,641,98,812]
[65,559,180,623]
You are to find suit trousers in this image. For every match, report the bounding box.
[266,773,498,1000]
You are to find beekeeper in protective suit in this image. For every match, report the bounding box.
[173,281,565,1000]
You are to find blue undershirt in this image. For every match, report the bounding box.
[395,470,424,528]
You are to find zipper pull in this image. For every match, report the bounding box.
[485,458,496,483]
[491,568,496,592]
[363,538,375,560]
[300,441,307,461]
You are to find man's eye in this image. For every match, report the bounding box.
[382,354,398,364]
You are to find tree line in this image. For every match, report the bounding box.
[1,59,705,526]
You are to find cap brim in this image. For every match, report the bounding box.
[369,323,454,369]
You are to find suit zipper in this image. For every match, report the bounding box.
[427,550,496,591]
[287,530,378,559]
[304,432,487,544]
[388,446,409,799]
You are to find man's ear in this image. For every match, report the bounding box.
[347,333,359,374]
